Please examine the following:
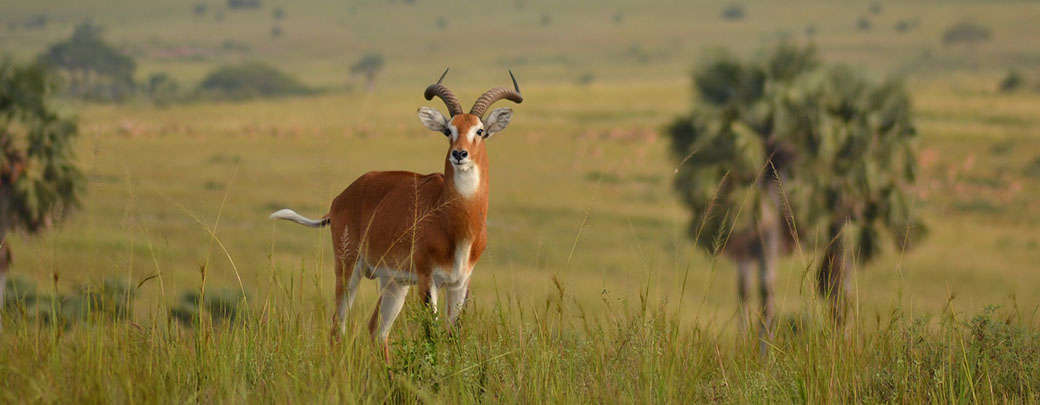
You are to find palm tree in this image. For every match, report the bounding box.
[668,43,925,342]
[0,59,85,327]
[667,44,818,348]
[778,66,925,324]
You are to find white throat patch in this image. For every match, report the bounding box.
[453,164,481,198]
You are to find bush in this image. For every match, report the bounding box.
[192,3,207,16]
[272,7,285,20]
[147,72,180,106]
[943,21,991,46]
[37,22,137,101]
[63,278,136,322]
[894,19,914,33]
[722,5,745,20]
[997,70,1025,93]
[228,0,261,9]
[169,287,248,326]
[857,17,872,31]
[1024,156,1040,179]
[197,62,313,99]
[612,11,624,25]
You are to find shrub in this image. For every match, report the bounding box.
[722,5,745,20]
[37,22,137,101]
[170,287,248,326]
[63,278,136,322]
[228,0,261,9]
[197,62,312,99]
[894,19,913,33]
[997,70,1024,93]
[192,3,207,16]
[3,275,38,314]
[1024,156,1040,179]
[147,72,180,106]
[942,21,991,46]
[272,7,285,20]
[857,17,872,31]
[612,11,624,25]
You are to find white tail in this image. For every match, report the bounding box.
[269,209,329,228]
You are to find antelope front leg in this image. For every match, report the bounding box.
[445,276,470,328]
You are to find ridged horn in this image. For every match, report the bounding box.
[423,69,464,116]
[469,69,523,117]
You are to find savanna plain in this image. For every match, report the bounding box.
[1,0,1039,402]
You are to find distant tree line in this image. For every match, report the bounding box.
[30,22,389,104]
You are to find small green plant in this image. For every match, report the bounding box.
[998,70,1025,93]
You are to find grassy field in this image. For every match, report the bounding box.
[2,0,1040,402]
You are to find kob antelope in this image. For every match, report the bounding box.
[271,70,522,361]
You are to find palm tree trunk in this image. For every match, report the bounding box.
[755,183,781,353]
[735,257,752,335]
[818,220,849,325]
[0,186,10,331]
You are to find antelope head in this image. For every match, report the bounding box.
[417,69,523,196]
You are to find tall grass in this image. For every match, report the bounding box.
[3,265,1038,402]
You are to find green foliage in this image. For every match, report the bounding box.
[668,43,923,263]
[998,70,1025,93]
[36,22,137,101]
[63,278,136,322]
[350,53,384,76]
[2,275,37,312]
[857,17,872,31]
[197,62,313,100]
[942,21,991,46]
[0,58,84,234]
[3,276,136,326]
[169,287,248,326]
[227,0,261,9]
[668,44,820,254]
[146,72,180,106]
[351,53,385,91]
[1024,156,1040,179]
[722,5,745,20]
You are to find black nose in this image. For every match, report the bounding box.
[451,149,468,160]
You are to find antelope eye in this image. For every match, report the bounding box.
[476,129,484,136]
[442,129,451,136]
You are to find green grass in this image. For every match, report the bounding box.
[3,0,1040,401]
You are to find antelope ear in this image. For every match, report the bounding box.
[417,107,450,135]
[482,107,513,138]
